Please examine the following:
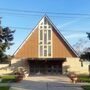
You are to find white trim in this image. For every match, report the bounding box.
[38,17,52,58]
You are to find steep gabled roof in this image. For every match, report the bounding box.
[14,15,78,57]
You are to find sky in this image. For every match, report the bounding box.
[0,0,90,55]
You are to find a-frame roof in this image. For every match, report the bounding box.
[14,15,78,57]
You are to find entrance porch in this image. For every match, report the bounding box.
[27,58,66,75]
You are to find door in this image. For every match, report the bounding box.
[28,60,62,75]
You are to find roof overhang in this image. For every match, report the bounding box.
[26,58,66,62]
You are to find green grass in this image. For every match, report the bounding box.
[79,75,90,82]
[1,75,16,83]
[0,86,10,90]
[82,85,90,90]
[78,75,90,90]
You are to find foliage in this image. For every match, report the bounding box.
[81,32,90,61]
[80,51,90,61]
[80,48,90,76]
[73,39,88,56]
[0,86,10,90]
[86,32,90,40]
[0,26,15,63]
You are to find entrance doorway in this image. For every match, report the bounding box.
[28,58,65,75]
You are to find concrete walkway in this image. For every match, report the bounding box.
[9,75,85,90]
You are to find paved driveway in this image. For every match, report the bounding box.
[10,75,83,90]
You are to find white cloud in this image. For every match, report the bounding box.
[58,18,82,28]
[65,33,86,39]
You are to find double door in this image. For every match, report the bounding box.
[29,61,62,75]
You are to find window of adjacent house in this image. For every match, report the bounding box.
[44,30,47,44]
[48,46,51,56]
[40,30,43,40]
[40,46,43,56]
[48,30,51,40]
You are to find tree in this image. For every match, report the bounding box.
[73,39,88,56]
[80,50,90,61]
[0,26,15,63]
[79,32,90,75]
[86,32,90,40]
[80,48,90,76]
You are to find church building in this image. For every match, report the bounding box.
[12,16,88,75]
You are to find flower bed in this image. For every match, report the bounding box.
[67,72,79,83]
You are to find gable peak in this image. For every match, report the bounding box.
[39,15,51,26]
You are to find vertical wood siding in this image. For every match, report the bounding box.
[15,28,38,58]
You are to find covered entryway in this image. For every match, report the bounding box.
[27,58,66,75]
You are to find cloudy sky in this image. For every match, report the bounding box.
[0,0,90,55]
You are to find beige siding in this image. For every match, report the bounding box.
[63,58,89,75]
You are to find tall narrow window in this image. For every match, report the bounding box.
[40,46,43,56]
[44,18,47,25]
[39,18,52,58]
[44,50,47,56]
[40,30,43,40]
[48,46,51,56]
[48,30,51,40]
[44,30,47,44]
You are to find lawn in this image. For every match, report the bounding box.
[82,85,90,90]
[79,75,90,82]
[1,75,16,83]
[78,75,90,90]
[0,86,10,90]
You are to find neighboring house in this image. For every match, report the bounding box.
[10,15,89,75]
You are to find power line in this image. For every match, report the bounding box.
[0,8,90,19]
[0,11,43,17]
[0,8,90,16]
[0,8,89,33]
[2,25,89,33]
[1,11,90,20]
